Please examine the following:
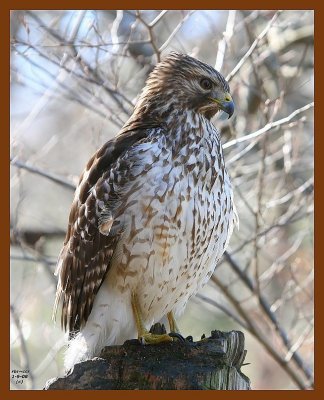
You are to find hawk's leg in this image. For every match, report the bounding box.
[167,311,180,333]
[131,293,173,344]
[167,311,189,342]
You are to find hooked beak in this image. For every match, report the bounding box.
[209,92,234,119]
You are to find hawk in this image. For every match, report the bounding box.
[54,52,237,370]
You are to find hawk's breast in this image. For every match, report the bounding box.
[110,118,236,323]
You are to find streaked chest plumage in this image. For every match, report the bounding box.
[107,112,236,323]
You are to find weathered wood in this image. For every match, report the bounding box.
[45,329,251,390]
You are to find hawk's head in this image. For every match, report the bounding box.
[138,52,234,120]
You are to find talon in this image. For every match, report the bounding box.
[169,332,186,342]
[132,293,172,344]
[140,332,173,344]
[185,335,193,342]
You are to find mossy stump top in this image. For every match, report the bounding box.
[45,329,251,390]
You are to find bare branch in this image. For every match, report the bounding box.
[215,10,236,72]
[266,177,313,208]
[223,252,314,383]
[10,305,35,389]
[159,11,195,53]
[136,10,161,62]
[149,10,168,28]
[10,157,76,190]
[226,11,282,82]
[223,102,314,149]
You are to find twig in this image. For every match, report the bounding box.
[266,177,313,208]
[10,254,57,266]
[226,11,282,82]
[159,11,195,53]
[26,11,133,113]
[10,305,35,389]
[284,320,313,363]
[33,337,66,376]
[259,234,306,283]
[13,46,120,124]
[223,102,314,149]
[210,275,311,389]
[149,10,168,28]
[136,10,161,62]
[11,39,152,48]
[196,293,248,329]
[10,157,76,190]
[223,252,314,383]
[215,10,236,72]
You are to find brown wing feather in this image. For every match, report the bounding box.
[53,120,162,332]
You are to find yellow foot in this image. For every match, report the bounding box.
[139,332,173,344]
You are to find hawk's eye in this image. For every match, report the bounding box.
[200,78,213,90]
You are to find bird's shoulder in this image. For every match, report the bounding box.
[54,120,166,331]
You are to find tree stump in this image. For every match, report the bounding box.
[45,329,251,390]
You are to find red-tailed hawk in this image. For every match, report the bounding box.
[54,52,237,370]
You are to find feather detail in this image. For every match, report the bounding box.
[54,54,237,371]
[54,122,163,332]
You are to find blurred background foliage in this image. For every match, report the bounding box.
[10,10,313,390]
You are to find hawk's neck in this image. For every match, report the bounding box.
[129,100,220,151]
[164,109,219,147]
